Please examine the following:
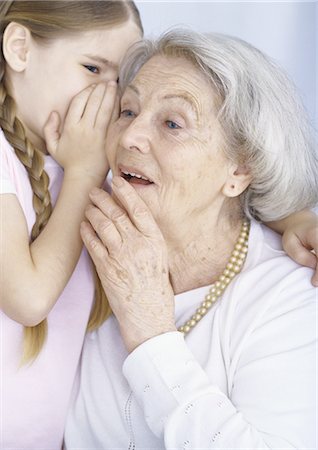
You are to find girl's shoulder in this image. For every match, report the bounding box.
[1,127,15,152]
[0,127,35,226]
[0,127,22,172]
[0,128,20,194]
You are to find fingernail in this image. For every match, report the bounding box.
[112,176,124,188]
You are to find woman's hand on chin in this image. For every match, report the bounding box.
[81,176,176,353]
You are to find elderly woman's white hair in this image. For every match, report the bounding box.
[119,28,318,222]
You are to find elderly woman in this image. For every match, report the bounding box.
[65,30,317,449]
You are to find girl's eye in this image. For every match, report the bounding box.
[165,120,181,130]
[83,65,99,74]
[120,109,135,118]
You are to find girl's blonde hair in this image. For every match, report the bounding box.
[0,0,142,363]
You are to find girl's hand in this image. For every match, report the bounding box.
[44,82,117,184]
[81,177,176,353]
[281,212,318,286]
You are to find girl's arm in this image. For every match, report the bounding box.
[267,209,318,286]
[0,82,117,326]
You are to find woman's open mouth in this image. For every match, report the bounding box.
[120,169,154,186]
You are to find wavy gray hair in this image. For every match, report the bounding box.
[119,28,318,221]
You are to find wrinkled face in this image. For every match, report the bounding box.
[13,20,142,150]
[107,55,232,232]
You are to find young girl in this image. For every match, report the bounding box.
[0,1,142,448]
[0,1,316,448]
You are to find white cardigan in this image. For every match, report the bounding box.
[65,221,317,449]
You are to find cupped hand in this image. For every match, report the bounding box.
[81,176,176,352]
[44,82,118,183]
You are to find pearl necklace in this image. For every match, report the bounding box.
[178,220,250,335]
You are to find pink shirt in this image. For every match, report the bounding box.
[0,129,94,449]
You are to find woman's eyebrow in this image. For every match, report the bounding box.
[125,86,199,121]
[126,84,140,95]
[83,54,118,69]
[163,93,199,120]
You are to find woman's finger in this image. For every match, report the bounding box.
[85,204,122,254]
[64,84,96,125]
[89,188,126,220]
[80,221,109,266]
[89,188,135,238]
[95,81,118,131]
[112,176,161,238]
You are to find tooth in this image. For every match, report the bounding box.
[121,169,151,182]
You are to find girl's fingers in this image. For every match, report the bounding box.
[81,83,108,128]
[85,204,122,254]
[80,221,109,265]
[63,81,117,131]
[283,233,316,268]
[312,263,318,287]
[283,232,318,287]
[110,92,120,124]
[65,84,96,125]
[43,111,61,155]
[112,176,161,238]
[95,81,118,131]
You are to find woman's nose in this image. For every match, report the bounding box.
[119,116,151,154]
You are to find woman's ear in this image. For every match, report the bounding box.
[222,163,252,198]
[2,22,31,72]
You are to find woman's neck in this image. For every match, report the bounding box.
[165,207,243,295]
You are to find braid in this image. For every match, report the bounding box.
[0,78,112,360]
[0,79,112,361]
[0,86,52,237]
[0,0,141,362]
[0,1,13,22]
[0,80,52,360]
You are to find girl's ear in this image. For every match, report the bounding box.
[3,22,31,72]
[222,163,252,198]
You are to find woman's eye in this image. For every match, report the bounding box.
[165,120,181,130]
[120,109,135,118]
[83,65,100,74]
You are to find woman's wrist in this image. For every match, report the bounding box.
[121,322,178,354]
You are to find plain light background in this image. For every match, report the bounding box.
[135,1,317,128]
